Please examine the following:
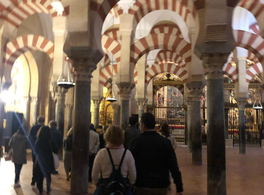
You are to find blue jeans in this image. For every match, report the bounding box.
[14,164,23,183]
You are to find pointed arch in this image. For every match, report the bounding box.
[99,64,118,87]
[101,35,121,62]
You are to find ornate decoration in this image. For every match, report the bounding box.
[137,99,148,110]
[119,87,131,100]
[93,100,101,108]
[154,73,181,82]
[72,58,96,82]
[118,0,135,14]
[188,88,203,102]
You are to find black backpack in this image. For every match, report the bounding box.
[104,148,127,195]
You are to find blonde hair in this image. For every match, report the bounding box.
[104,125,123,146]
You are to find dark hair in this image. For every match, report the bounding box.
[129,116,137,126]
[103,125,109,131]
[90,123,95,130]
[37,116,45,124]
[98,125,103,129]
[17,126,25,135]
[37,126,51,140]
[49,120,57,129]
[141,112,155,129]
[160,123,170,138]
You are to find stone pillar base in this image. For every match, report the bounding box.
[261,140,264,148]
[225,139,233,147]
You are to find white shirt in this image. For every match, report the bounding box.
[92,148,136,185]
[89,130,99,154]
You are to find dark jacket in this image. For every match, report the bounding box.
[35,139,58,172]
[51,128,63,149]
[99,133,105,149]
[130,131,183,192]
[124,125,140,149]
[29,124,43,147]
[9,133,29,164]
[64,135,72,151]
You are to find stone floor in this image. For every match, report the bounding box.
[1,146,264,195]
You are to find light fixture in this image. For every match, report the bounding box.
[57,57,75,89]
[106,78,117,103]
[51,0,64,16]
[253,101,263,109]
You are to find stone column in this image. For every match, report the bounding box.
[119,87,132,129]
[92,100,101,129]
[137,100,147,122]
[66,104,73,131]
[187,99,192,152]
[184,105,188,145]
[0,100,5,158]
[70,58,96,194]
[55,87,67,138]
[189,87,203,165]
[32,97,40,125]
[23,96,31,133]
[112,104,120,125]
[203,54,227,195]
[224,108,229,139]
[237,100,246,154]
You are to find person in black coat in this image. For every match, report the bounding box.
[29,116,45,185]
[35,126,58,194]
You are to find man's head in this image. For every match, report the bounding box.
[90,123,95,131]
[37,116,45,125]
[129,116,137,126]
[49,120,57,129]
[140,112,156,131]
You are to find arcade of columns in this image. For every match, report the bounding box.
[1,0,264,194]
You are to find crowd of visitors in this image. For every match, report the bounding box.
[4,112,183,195]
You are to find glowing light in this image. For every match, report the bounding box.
[0,90,14,103]
[51,0,64,16]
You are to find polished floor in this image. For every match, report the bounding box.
[1,146,264,195]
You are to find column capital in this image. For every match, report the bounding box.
[72,57,96,82]
[31,97,39,104]
[186,81,204,102]
[23,96,31,102]
[137,99,148,110]
[237,97,247,110]
[92,99,102,108]
[119,87,132,100]
[65,103,73,108]
[55,86,68,97]
[202,53,229,79]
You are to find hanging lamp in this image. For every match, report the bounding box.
[57,57,75,89]
[253,100,263,110]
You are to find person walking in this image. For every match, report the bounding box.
[64,128,73,180]
[123,116,140,149]
[29,116,45,186]
[92,125,136,194]
[9,126,29,187]
[130,112,183,195]
[159,123,177,150]
[89,125,100,182]
[99,125,108,149]
[35,126,58,194]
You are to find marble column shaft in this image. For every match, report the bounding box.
[224,108,229,139]
[238,102,246,154]
[24,97,31,133]
[184,106,188,145]
[66,104,73,131]
[93,100,101,128]
[56,87,67,138]
[187,101,192,152]
[190,93,202,166]
[70,58,95,194]
[204,54,226,195]
[0,100,5,157]
[112,104,119,125]
[120,97,130,129]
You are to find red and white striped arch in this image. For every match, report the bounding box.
[223,60,238,82]
[247,50,260,63]
[1,0,69,34]
[104,27,121,43]
[249,22,260,35]
[5,34,54,66]
[238,0,264,25]
[150,24,183,38]
[131,34,191,66]
[117,0,197,27]
[155,50,186,68]
[246,62,263,82]
[145,63,187,84]
[102,34,121,63]
[99,64,118,87]
[233,30,264,62]
[153,84,184,95]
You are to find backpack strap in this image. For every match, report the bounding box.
[106,148,127,172]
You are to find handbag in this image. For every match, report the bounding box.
[52,153,59,169]
[4,149,13,161]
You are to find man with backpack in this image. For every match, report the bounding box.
[130,112,183,195]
